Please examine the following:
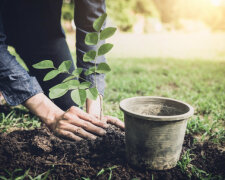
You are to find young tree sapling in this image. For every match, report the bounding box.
[32,13,116,120]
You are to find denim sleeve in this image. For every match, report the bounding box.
[0,13,43,106]
[74,0,106,96]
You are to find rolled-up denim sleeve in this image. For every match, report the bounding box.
[0,13,43,106]
[74,0,106,96]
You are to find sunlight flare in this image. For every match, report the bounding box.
[210,0,222,6]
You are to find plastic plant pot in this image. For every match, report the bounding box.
[120,96,194,170]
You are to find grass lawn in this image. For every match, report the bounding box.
[105,57,225,143]
[0,38,224,179]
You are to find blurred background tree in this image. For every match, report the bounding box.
[62,0,225,32]
[106,0,160,32]
[106,0,136,32]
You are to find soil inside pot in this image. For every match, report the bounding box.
[133,105,183,116]
[0,124,224,180]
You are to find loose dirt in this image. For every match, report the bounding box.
[136,105,182,116]
[0,124,224,180]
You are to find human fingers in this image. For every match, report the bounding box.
[104,115,125,129]
[55,129,83,141]
[58,122,97,140]
[68,106,108,128]
[64,110,106,136]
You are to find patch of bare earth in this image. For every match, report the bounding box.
[0,125,224,180]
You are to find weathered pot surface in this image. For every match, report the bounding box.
[120,96,194,170]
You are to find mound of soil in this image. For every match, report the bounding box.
[0,125,224,180]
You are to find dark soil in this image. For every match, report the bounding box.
[0,125,224,180]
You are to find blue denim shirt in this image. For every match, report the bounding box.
[0,0,106,106]
[0,12,43,106]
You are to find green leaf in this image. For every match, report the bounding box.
[42,169,51,180]
[58,60,72,72]
[108,170,112,180]
[97,168,105,176]
[72,68,83,76]
[107,165,117,171]
[32,169,51,180]
[85,32,98,45]
[49,83,69,99]
[62,75,76,83]
[12,169,23,173]
[81,178,90,180]
[100,27,116,40]
[93,13,107,32]
[14,169,30,180]
[84,67,96,76]
[43,70,60,81]
[71,89,86,107]
[96,63,111,74]
[98,43,113,56]
[83,50,96,62]
[32,60,54,69]
[79,82,91,89]
[86,88,98,100]
[64,80,80,89]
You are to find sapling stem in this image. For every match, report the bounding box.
[93,53,102,120]
[99,95,103,121]
[95,34,103,121]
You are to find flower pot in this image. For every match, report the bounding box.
[120,96,194,170]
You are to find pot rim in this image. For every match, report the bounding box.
[119,96,194,121]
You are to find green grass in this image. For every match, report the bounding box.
[177,149,224,180]
[0,106,41,133]
[0,168,51,180]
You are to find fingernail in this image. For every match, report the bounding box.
[100,129,106,135]
[103,123,109,128]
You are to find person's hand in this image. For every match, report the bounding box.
[24,93,109,141]
[49,106,109,141]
